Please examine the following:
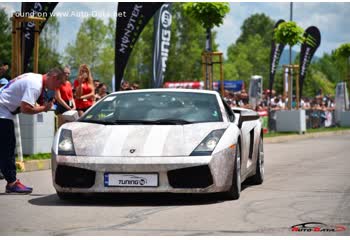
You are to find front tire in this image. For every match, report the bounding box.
[224,142,241,200]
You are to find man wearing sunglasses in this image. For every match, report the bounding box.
[0,67,66,194]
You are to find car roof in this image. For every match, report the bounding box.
[109,88,220,96]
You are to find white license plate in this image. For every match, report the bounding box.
[104,173,158,187]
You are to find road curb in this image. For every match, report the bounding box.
[17,130,350,172]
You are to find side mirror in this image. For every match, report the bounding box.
[238,111,260,128]
[62,110,79,122]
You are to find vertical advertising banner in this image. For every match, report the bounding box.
[115,3,163,91]
[152,3,172,88]
[269,19,286,93]
[21,2,58,72]
[299,26,321,98]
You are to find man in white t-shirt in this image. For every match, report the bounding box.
[0,67,65,194]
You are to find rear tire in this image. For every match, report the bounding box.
[224,142,241,200]
[249,137,264,185]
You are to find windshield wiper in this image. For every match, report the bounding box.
[79,119,116,125]
[152,118,192,125]
[112,119,192,125]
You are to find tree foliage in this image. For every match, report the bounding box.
[236,13,275,47]
[335,43,350,59]
[182,2,230,30]
[38,16,61,73]
[124,3,220,87]
[0,8,12,66]
[64,17,113,84]
[225,14,274,87]
[274,21,304,47]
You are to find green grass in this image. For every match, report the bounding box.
[265,126,350,138]
[17,153,51,162]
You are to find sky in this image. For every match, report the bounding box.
[1,2,349,58]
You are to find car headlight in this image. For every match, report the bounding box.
[190,129,226,156]
[58,129,76,155]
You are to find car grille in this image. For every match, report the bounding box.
[167,165,213,188]
[55,165,95,188]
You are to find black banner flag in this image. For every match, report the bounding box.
[299,26,321,98]
[152,3,172,88]
[21,2,58,72]
[269,19,286,93]
[115,2,163,91]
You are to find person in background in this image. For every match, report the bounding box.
[0,62,10,80]
[93,79,100,94]
[0,68,65,194]
[55,66,76,128]
[74,64,95,117]
[95,83,109,102]
[131,83,140,90]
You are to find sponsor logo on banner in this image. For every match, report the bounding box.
[21,2,58,72]
[269,19,286,93]
[115,3,163,91]
[152,4,172,88]
[298,26,321,98]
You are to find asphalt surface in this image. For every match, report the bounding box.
[0,134,349,236]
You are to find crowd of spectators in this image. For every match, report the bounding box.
[223,89,335,112]
[222,88,338,129]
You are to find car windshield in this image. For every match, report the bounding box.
[80,91,223,124]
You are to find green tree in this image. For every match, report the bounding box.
[123,19,154,88]
[335,43,350,81]
[226,35,270,87]
[38,16,61,73]
[236,13,275,47]
[274,21,305,47]
[166,3,215,82]
[123,3,221,87]
[65,17,108,79]
[224,14,275,86]
[0,8,12,68]
[183,2,229,51]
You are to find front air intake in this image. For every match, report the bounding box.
[167,165,213,188]
[55,165,95,188]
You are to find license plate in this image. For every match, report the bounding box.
[104,173,158,187]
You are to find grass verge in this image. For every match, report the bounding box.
[265,126,350,138]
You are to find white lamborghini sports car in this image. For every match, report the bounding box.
[51,89,264,200]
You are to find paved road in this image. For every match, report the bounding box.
[1,134,350,236]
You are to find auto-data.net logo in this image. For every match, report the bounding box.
[290,222,347,232]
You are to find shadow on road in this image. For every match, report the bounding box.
[28,183,256,207]
[28,192,228,207]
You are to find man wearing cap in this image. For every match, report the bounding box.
[0,68,65,194]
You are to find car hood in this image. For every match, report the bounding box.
[60,122,230,157]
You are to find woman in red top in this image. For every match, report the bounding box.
[55,66,76,128]
[74,64,95,116]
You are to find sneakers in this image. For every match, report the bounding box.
[5,179,33,194]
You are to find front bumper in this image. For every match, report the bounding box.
[52,149,235,194]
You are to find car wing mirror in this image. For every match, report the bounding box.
[62,110,79,122]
